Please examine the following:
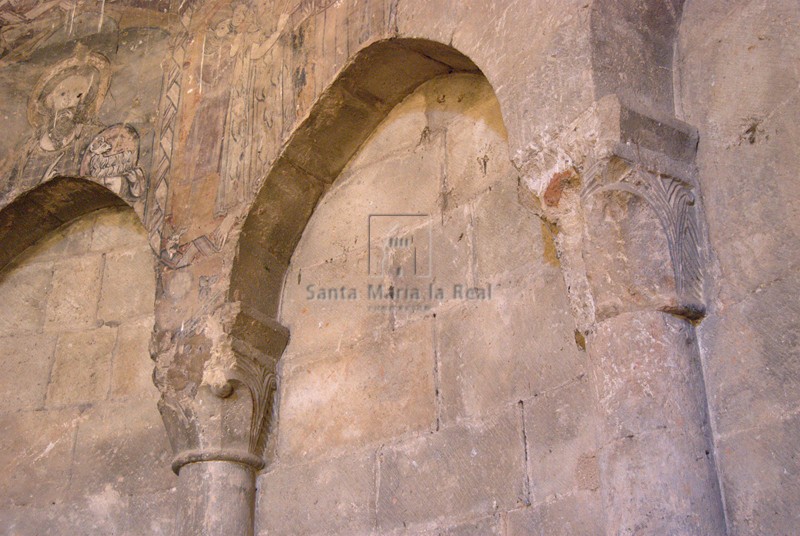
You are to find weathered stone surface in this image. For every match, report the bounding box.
[110,317,157,399]
[0,0,796,534]
[588,311,711,440]
[588,311,726,534]
[0,206,171,532]
[44,255,103,330]
[699,262,800,437]
[98,246,155,324]
[524,375,598,503]
[437,269,585,423]
[46,327,117,407]
[377,408,525,532]
[0,261,52,335]
[471,179,542,285]
[0,334,56,410]
[90,208,147,253]
[0,408,80,507]
[346,90,428,173]
[126,488,178,535]
[70,398,174,495]
[506,490,604,536]
[600,430,724,535]
[716,412,800,535]
[678,0,800,307]
[416,515,502,536]
[581,189,678,320]
[257,450,376,536]
[278,319,435,462]
[23,215,96,262]
[290,136,444,270]
[676,4,800,531]
[176,462,255,536]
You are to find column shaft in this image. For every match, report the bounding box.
[588,310,725,534]
[176,461,256,536]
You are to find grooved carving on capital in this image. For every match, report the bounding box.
[152,303,289,474]
[518,95,706,327]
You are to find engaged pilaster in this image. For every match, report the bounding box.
[520,95,725,534]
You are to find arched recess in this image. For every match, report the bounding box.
[230,38,481,326]
[0,176,173,532]
[590,0,687,116]
[244,38,597,535]
[0,177,131,271]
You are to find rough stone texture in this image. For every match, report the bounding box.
[277,318,436,462]
[0,208,174,531]
[678,1,800,533]
[377,408,526,533]
[588,311,726,535]
[0,334,56,410]
[46,326,118,406]
[265,74,575,534]
[257,450,376,536]
[524,375,599,504]
[44,255,103,330]
[0,0,796,534]
[0,262,52,334]
[506,491,604,536]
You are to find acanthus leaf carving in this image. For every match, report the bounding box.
[154,301,288,474]
[519,95,707,327]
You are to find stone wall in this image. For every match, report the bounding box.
[0,208,175,534]
[257,73,602,535]
[0,1,797,534]
[677,2,800,534]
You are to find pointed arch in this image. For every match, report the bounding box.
[229,38,486,323]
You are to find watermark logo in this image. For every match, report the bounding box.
[304,212,492,310]
[368,214,432,278]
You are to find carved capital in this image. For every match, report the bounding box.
[152,304,289,474]
[518,95,705,329]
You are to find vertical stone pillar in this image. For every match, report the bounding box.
[519,95,726,534]
[151,302,289,536]
[589,311,723,534]
[176,461,256,536]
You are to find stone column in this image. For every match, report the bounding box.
[151,301,289,536]
[176,461,256,535]
[519,95,726,534]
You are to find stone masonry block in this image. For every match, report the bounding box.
[291,139,444,270]
[0,261,52,335]
[0,408,81,508]
[70,398,174,496]
[46,327,117,407]
[437,268,585,423]
[97,246,156,324]
[110,316,157,399]
[698,270,800,436]
[506,490,604,536]
[90,208,147,253]
[524,375,598,503]
[44,254,102,330]
[257,450,375,536]
[715,413,800,536]
[0,333,57,410]
[277,319,436,462]
[21,214,95,262]
[472,179,544,285]
[377,407,525,532]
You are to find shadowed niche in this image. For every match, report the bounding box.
[0,176,128,271]
[230,38,483,324]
